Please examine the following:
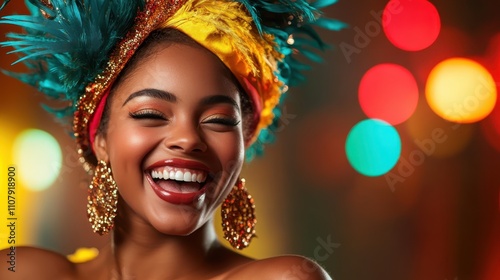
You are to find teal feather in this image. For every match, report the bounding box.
[0,0,145,119]
[314,17,347,30]
[0,0,10,10]
[311,0,338,9]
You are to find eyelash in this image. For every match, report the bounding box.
[129,110,166,120]
[203,117,240,127]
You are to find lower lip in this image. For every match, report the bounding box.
[146,174,207,205]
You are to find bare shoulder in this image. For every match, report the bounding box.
[224,255,332,280]
[0,246,75,279]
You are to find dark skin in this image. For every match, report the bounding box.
[0,40,332,280]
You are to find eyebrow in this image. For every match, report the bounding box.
[200,95,240,110]
[122,89,177,107]
[122,88,240,110]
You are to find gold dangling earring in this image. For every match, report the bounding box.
[221,178,256,250]
[87,160,118,235]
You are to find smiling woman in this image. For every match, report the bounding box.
[0,0,342,279]
[95,36,246,239]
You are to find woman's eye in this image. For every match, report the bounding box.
[129,110,166,120]
[203,116,240,127]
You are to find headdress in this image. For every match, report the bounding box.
[0,0,344,173]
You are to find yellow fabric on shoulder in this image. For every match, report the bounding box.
[67,247,99,263]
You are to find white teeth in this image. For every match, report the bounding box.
[175,171,183,180]
[184,172,191,181]
[151,168,208,183]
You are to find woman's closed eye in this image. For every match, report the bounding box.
[202,115,240,127]
[129,109,167,121]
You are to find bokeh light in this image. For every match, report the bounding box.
[486,99,500,137]
[358,63,419,125]
[345,119,401,177]
[382,0,441,51]
[12,129,62,191]
[484,33,500,82]
[481,101,500,152]
[426,58,497,123]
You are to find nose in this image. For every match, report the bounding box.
[163,119,208,153]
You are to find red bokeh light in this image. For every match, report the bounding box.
[383,0,441,51]
[358,63,419,125]
[481,99,500,152]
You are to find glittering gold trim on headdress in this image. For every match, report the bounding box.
[73,0,186,174]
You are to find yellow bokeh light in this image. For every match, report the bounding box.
[12,129,62,191]
[0,119,32,249]
[425,58,497,123]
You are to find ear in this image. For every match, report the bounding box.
[93,134,109,162]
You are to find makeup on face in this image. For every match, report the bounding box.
[100,42,245,235]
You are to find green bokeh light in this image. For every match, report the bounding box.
[13,129,62,191]
[346,119,401,177]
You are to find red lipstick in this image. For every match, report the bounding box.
[146,158,210,205]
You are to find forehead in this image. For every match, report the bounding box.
[111,43,241,104]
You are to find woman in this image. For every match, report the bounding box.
[0,0,342,278]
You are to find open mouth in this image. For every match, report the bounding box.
[150,167,208,194]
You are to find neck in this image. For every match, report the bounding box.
[103,210,223,279]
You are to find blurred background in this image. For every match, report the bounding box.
[1,0,500,279]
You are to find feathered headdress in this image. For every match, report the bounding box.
[0,0,345,172]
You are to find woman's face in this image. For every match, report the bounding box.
[94,42,245,235]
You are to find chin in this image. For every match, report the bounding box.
[148,203,210,236]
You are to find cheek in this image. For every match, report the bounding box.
[206,132,245,173]
[106,121,158,183]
